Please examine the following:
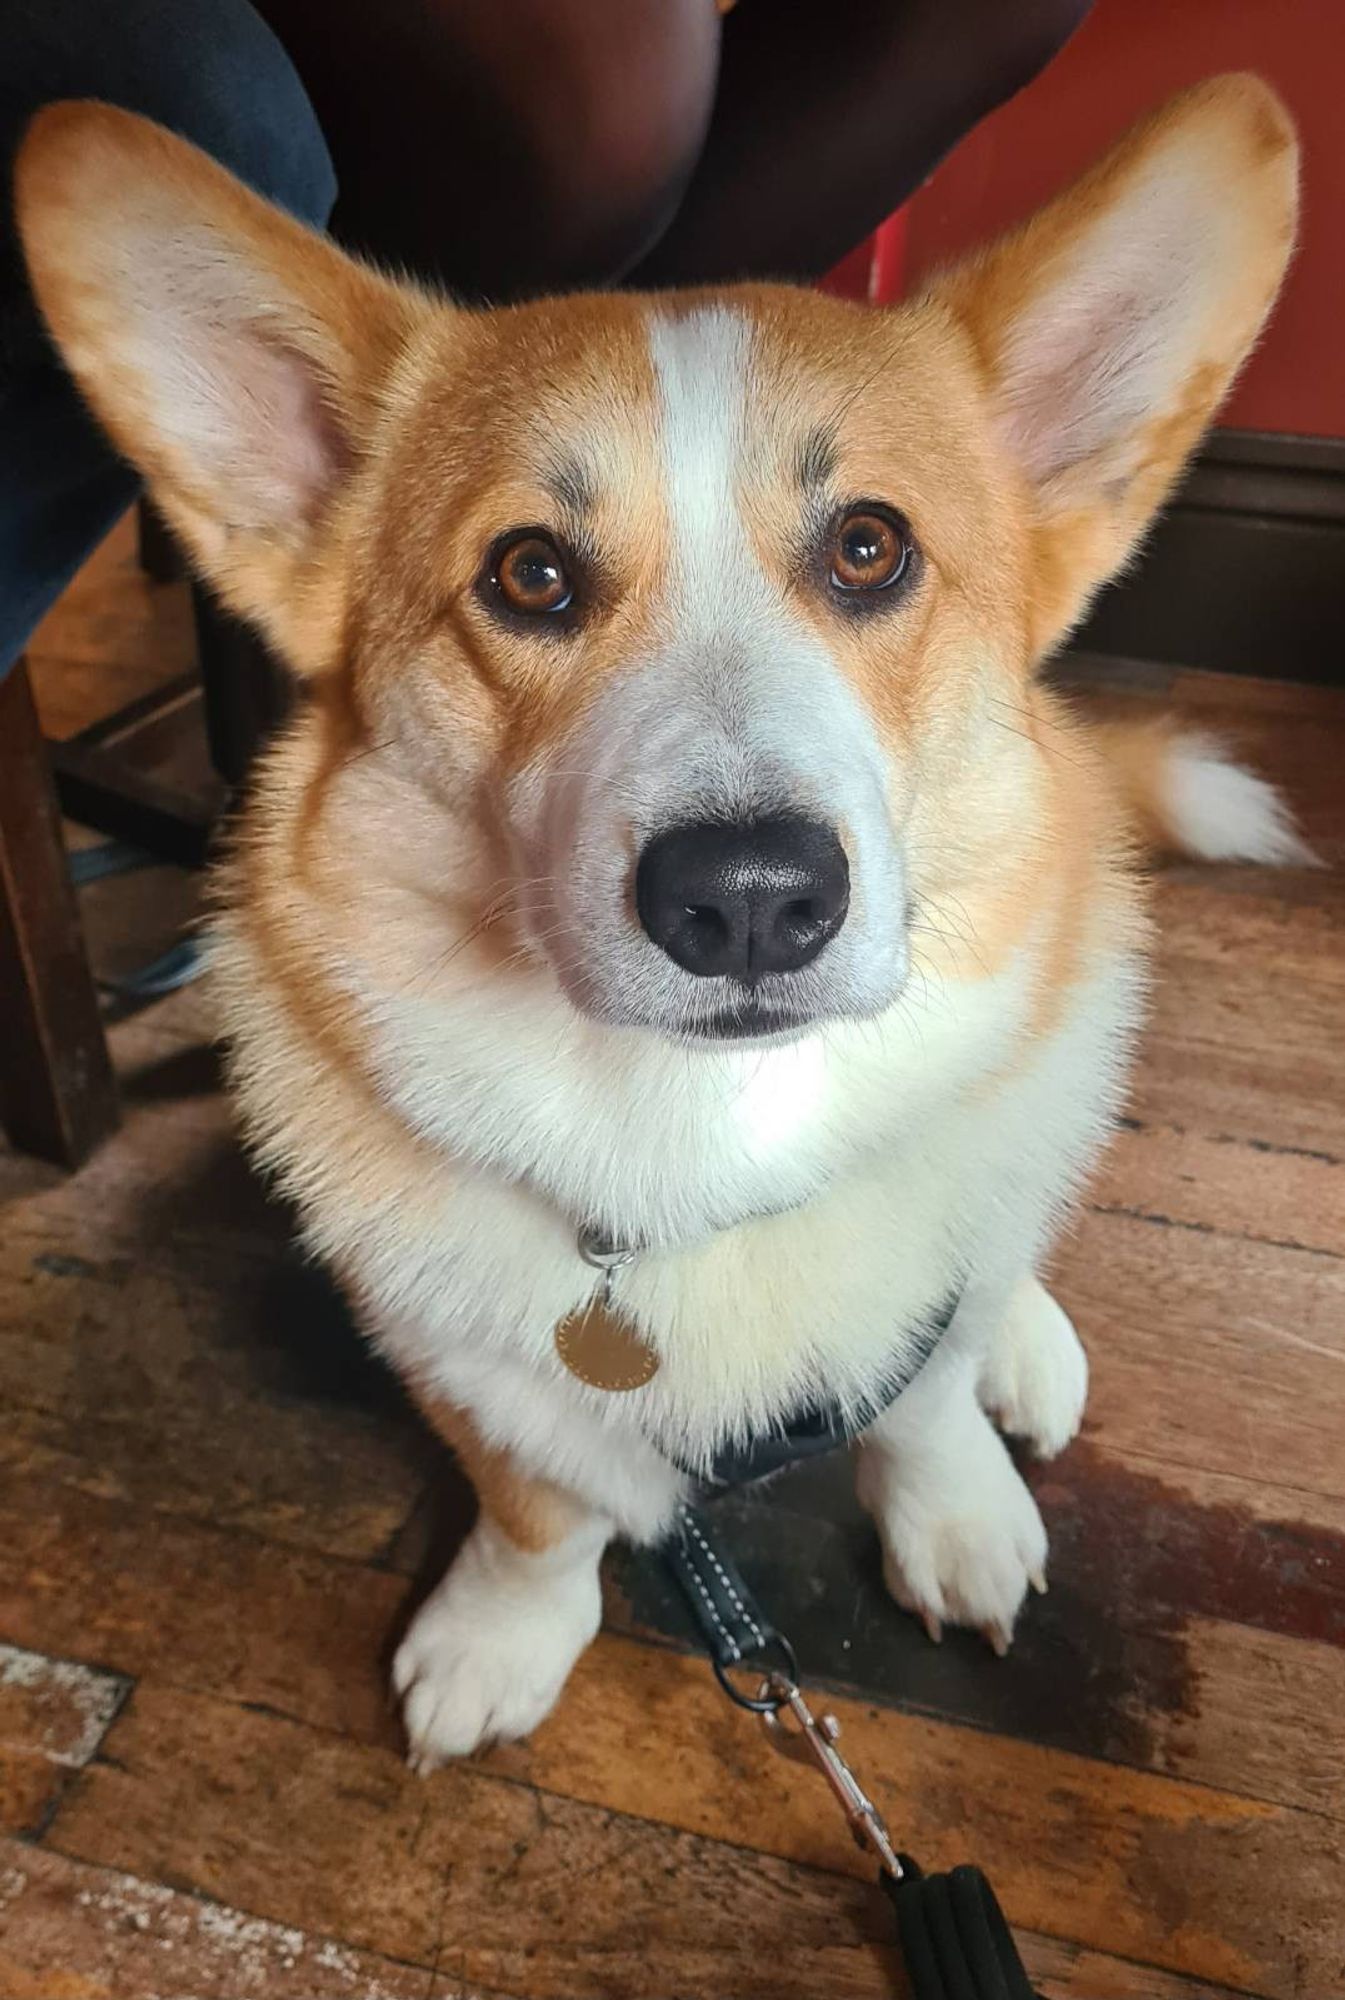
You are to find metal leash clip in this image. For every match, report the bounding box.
[757,1671,906,1883]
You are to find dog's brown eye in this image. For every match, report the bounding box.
[492,532,573,615]
[829,508,909,594]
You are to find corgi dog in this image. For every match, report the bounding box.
[18,78,1305,1771]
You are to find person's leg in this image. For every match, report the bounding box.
[255,0,1087,302]
[0,0,336,676]
[253,0,721,300]
[633,0,1094,285]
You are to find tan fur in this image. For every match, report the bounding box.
[13,84,1303,1718]
[16,102,424,675]
[1085,713,1193,856]
[412,1392,593,1554]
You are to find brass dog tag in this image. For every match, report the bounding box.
[555,1298,660,1392]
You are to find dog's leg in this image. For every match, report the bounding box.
[976,1273,1088,1460]
[394,1399,610,1770]
[856,1297,1048,1654]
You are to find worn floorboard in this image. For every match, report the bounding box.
[1,523,1342,1997]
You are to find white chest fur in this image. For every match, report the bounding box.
[218,898,1139,1481]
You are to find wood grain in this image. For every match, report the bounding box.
[25,513,195,741]
[6,1468,1334,1989]
[55,1678,1336,2000]
[1144,1619,1345,1821]
[0,1471,406,1750]
[1054,1208,1344,1498]
[0,1750,64,1842]
[0,1644,125,1770]
[3,1440,1340,1830]
[1096,1120,1342,1256]
[0,1841,1253,2000]
[51,1683,912,2000]
[0,1644,125,1840]
[0,1840,459,2000]
[0,1231,429,1565]
[1135,947,1344,1157]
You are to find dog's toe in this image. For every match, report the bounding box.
[979,1276,1088,1459]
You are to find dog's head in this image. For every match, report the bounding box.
[17,81,1297,1044]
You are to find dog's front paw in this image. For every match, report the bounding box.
[858,1404,1047,1655]
[393,1522,601,1772]
[978,1275,1087,1460]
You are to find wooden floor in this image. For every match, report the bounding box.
[2,520,1342,2000]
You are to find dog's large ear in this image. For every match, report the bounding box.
[16,102,427,668]
[931,75,1298,657]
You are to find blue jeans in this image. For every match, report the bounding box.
[0,0,336,676]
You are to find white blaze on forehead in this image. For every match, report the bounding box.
[637,302,904,853]
[647,305,767,631]
[512,301,909,1032]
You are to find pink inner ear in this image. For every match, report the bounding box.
[205,329,346,526]
[1002,278,1163,484]
[129,223,350,533]
[992,153,1225,494]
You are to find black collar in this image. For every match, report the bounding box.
[685,1288,962,1490]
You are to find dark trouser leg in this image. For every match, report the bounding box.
[632,0,1095,285]
[0,0,337,680]
[253,0,1087,301]
[253,0,720,298]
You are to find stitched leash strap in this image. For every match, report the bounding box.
[666,1502,799,1694]
[662,1503,1044,1999]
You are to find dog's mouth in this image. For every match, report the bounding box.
[680,996,818,1044]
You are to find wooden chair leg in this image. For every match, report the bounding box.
[0,659,118,1166]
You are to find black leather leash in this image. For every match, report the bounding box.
[662,1373,1045,2000]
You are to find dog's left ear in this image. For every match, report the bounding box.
[932,74,1298,656]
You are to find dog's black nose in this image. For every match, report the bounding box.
[636,816,849,978]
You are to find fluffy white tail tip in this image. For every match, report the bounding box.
[1166,736,1318,866]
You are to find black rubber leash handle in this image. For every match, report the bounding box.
[882,1863,1044,2000]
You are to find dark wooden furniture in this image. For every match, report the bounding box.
[1,507,286,1170]
[1076,430,1345,685]
[0,657,119,1166]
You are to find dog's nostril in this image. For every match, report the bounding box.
[636,817,849,979]
[776,897,825,951]
[683,904,730,953]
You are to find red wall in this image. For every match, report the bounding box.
[901,0,1345,439]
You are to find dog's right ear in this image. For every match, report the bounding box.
[928,75,1298,660]
[16,102,427,669]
